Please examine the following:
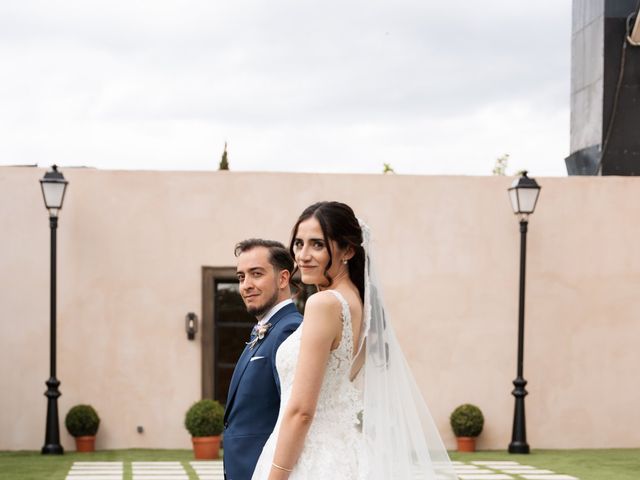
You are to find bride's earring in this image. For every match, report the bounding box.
[342,259,348,265]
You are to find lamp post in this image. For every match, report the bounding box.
[507,171,540,455]
[40,165,69,455]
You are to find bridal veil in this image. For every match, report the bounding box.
[353,220,459,480]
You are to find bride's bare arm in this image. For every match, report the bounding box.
[267,292,342,480]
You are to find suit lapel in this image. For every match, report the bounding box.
[225,303,296,415]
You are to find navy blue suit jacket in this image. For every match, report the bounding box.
[223,302,302,480]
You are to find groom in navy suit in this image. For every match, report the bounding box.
[223,239,302,480]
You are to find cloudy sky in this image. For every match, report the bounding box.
[0,1,571,176]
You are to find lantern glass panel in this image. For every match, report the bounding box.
[509,188,519,213]
[41,181,66,210]
[517,188,539,214]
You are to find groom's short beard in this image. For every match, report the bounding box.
[246,289,280,319]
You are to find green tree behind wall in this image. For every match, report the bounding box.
[219,143,230,170]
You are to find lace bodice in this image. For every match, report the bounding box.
[251,290,365,480]
[277,290,362,422]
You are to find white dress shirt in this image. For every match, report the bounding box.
[257,298,293,326]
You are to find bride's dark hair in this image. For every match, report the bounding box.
[289,201,365,302]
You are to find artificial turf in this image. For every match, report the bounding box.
[0,448,638,480]
[449,449,640,480]
[0,450,201,480]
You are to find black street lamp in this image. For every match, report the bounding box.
[507,171,541,455]
[39,165,69,455]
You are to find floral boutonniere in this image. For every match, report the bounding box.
[246,322,272,350]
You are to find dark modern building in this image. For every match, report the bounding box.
[566,0,640,175]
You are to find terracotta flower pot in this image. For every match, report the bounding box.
[456,436,476,452]
[192,436,221,459]
[75,435,96,452]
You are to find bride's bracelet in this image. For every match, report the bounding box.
[272,462,293,473]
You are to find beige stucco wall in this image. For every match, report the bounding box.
[1,166,638,451]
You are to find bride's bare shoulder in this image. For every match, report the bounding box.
[301,291,343,338]
[305,290,342,312]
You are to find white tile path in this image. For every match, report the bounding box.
[190,461,225,480]
[457,475,514,480]
[66,462,123,480]
[453,464,502,475]
[132,461,189,480]
[65,459,577,480]
[520,477,578,480]
[503,470,554,475]
[456,469,498,474]
[467,461,577,480]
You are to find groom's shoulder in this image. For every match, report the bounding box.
[284,303,303,321]
[269,305,301,345]
[276,303,302,326]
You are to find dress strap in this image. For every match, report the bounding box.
[327,289,350,323]
[327,290,354,358]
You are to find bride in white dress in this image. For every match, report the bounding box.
[251,202,458,480]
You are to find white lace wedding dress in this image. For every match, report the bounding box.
[251,290,366,480]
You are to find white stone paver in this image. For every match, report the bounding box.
[66,462,123,480]
[132,476,188,480]
[132,461,188,480]
[133,477,188,480]
[70,466,124,470]
[66,477,122,480]
[133,465,184,468]
[465,460,578,480]
[520,476,578,480]
[455,469,496,474]
[458,475,514,480]
[502,470,554,475]
[133,470,186,473]
[190,460,224,480]
[68,472,124,476]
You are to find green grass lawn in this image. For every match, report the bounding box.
[0,450,207,480]
[0,448,638,480]
[450,449,640,480]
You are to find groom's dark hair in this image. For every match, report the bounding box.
[234,238,295,275]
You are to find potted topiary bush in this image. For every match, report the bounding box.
[450,403,484,452]
[65,404,100,452]
[185,399,225,459]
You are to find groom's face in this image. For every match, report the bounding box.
[236,246,280,319]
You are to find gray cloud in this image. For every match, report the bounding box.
[0,0,571,175]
